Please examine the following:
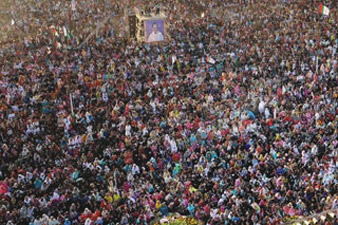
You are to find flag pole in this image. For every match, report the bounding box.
[70,93,74,117]
[316,7,320,75]
[316,54,319,74]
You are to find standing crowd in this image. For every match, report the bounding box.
[0,0,337,225]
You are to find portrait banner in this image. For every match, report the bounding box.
[145,20,165,43]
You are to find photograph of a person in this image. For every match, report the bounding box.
[145,20,165,42]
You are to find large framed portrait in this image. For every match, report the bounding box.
[144,20,165,43]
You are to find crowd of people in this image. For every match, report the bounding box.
[0,0,125,45]
[0,0,337,224]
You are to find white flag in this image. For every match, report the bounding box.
[319,4,330,16]
[207,55,216,64]
[323,6,330,16]
[63,26,67,37]
[71,0,76,11]
[172,55,177,64]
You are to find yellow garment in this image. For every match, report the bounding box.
[276,134,280,140]
[155,200,162,209]
[105,195,113,203]
[259,155,264,161]
[113,194,121,202]
[174,110,179,117]
[189,186,198,193]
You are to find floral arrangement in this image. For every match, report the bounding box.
[283,210,336,225]
[152,213,203,225]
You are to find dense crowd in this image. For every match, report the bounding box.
[0,0,124,43]
[0,0,337,225]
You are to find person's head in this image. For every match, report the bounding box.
[152,23,159,33]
